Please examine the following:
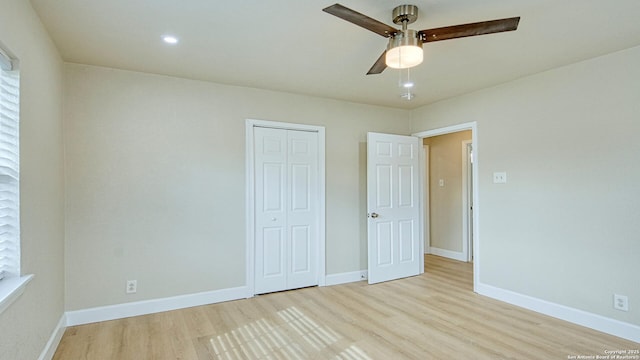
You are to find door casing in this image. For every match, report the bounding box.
[462,139,473,262]
[422,144,430,254]
[245,119,326,297]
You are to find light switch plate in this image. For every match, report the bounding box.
[493,172,507,184]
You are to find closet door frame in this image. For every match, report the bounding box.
[245,119,326,297]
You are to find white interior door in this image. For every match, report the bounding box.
[367,132,421,284]
[254,127,318,294]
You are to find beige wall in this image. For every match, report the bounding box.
[424,131,472,253]
[0,1,65,359]
[2,1,637,352]
[411,46,640,325]
[63,64,411,310]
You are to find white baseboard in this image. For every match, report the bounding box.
[66,286,248,326]
[428,247,467,262]
[38,314,67,360]
[325,270,367,286]
[476,283,640,343]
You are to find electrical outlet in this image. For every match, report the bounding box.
[613,294,628,311]
[493,172,507,184]
[126,280,137,294]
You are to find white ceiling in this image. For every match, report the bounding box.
[29,0,640,109]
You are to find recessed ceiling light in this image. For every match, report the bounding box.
[162,35,179,44]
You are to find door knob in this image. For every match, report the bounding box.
[369,212,379,218]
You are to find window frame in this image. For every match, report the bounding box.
[0,44,32,315]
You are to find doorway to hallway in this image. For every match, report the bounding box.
[413,122,479,291]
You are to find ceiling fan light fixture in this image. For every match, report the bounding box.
[385,29,423,69]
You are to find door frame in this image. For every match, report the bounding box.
[413,121,479,291]
[461,139,473,262]
[422,144,430,254]
[245,119,326,297]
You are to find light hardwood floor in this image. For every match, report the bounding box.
[53,255,639,359]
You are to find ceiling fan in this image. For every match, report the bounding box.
[323,4,520,75]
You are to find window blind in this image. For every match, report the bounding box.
[0,49,19,281]
[0,48,11,72]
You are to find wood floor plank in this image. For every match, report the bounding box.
[53,255,639,359]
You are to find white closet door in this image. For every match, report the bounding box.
[254,127,318,294]
[255,127,287,294]
[286,130,318,289]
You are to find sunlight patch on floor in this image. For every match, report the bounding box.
[203,306,372,360]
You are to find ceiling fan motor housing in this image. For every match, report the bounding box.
[392,4,419,25]
[388,29,421,51]
[386,29,423,69]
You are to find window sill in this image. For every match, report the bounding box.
[0,274,34,315]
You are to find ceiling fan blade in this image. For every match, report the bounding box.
[367,51,387,75]
[419,17,520,43]
[323,4,397,38]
